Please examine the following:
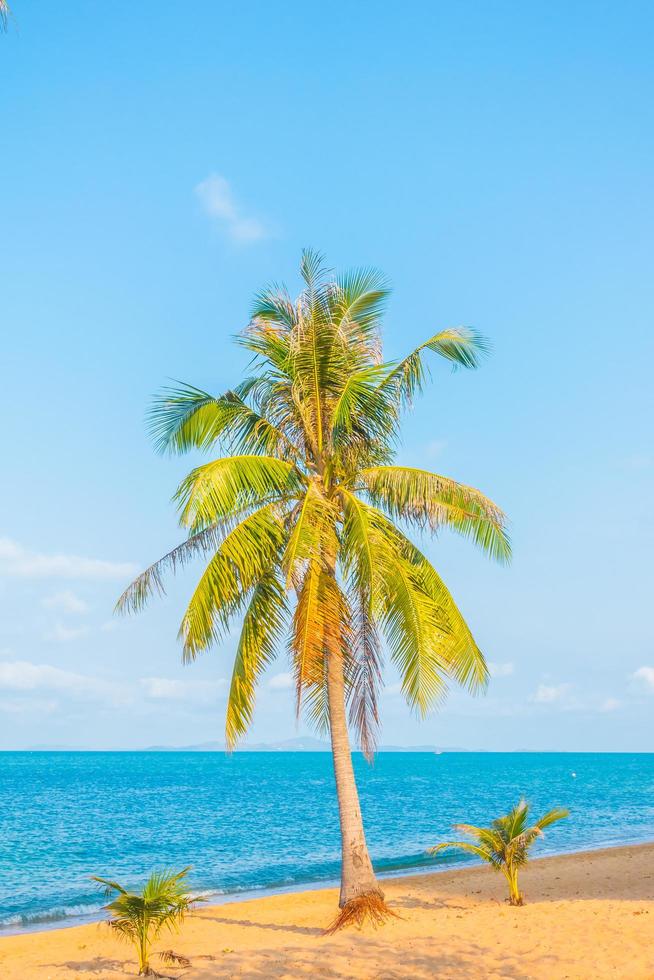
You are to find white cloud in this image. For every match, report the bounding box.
[532,683,571,704]
[489,661,514,678]
[0,660,124,703]
[0,697,59,717]
[42,590,88,614]
[0,660,226,711]
[269,672,293,691]
[44,623,89,643]
[633,666,654,691]
[0,537,138,581]
[599,697,622,712]
[140,676,226,704]
[195,174,268,243]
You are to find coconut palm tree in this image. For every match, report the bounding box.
[92,868,200,976]
[117,250,510,929]
[428,800,569,905]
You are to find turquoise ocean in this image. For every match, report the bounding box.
[2,751,653,932]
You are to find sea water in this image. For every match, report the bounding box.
[1,751,653,932]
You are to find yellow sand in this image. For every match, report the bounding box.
[1,843,652,979]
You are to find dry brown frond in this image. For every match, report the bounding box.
[157,948,191,967]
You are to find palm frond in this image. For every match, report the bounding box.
[428,840,501,869]
[175,455,304,531]
[360,465,511,564]
[290,559,350,729]
[157,950,191,967]
[282,481,338,587]
[150,382,300,461]
[178,503,286,660]
[299,247,330,292]
[534,807,570,831]
[330,267,390,345]
[91,876,128,898]
[341,493,488,708]
[388,528,489,693]
[381,327,490,406]
[346,584,383,760]
[250,284,298,331]
[225,572,288,749]
[329,364,397,449]
[115,522,231,615]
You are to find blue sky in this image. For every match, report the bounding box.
[1,1,653,750]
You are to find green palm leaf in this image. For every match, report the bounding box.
[226,572,288,749]
[175,455,304,531]
[382,326,490,405]
[360,465,511,563]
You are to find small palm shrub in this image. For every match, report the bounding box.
[428,799,569,905]
[92,867,201,975]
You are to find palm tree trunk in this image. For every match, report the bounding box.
[326,644,382,908]
[506,867,523,906]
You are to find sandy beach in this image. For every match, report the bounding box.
[1,843,652,979]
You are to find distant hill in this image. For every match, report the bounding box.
[143,738,468,753]
[22,738,470,752]
[144,737,328,752]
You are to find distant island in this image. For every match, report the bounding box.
[145,738,470,753]
[23,738,469,752]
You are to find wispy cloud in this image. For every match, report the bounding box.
[632,666,654,691]
[0,538,137,581]
[44,623,89,643]
[42,590,88,614]
[0,659,226,711]
[194,174,268,244]
[599,697,622,712]
[268,672,293,691]
[532,683,571,704]
[140,676,226,704]
[0,660,125,704]
[489,661,514,678]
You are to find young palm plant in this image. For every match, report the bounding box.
[428,800,569,905]
[92,867,201,976]
[117,250,511,930]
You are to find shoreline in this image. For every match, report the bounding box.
[3,836,653,939]
[1,841,652,978]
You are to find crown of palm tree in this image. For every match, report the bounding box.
[117,250,510,757]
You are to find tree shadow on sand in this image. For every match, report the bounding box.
[183,938,532,980]
[195,912,323,937]
[47,955,130,973]
[390,894,468,912]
